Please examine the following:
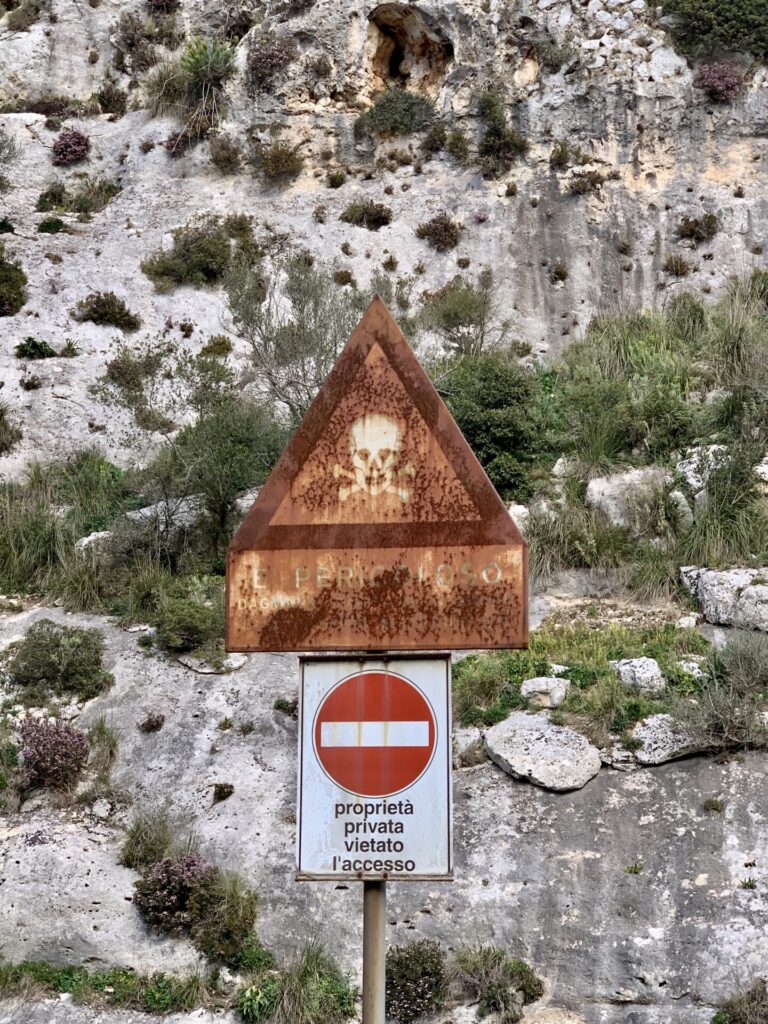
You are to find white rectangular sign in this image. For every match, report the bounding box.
[297,657,453,881]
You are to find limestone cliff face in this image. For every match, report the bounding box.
[1,0,767,476]
[1,607,767,1024]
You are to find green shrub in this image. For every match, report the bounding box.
[678,212,719,244]
[188,869,258,965]
[386,940,445,1024]
[96,80,128,116]
[7,619,113,700]
[238,943,355,1024]
[445,127,470,162]
[450,946,543,1021]
[415,212,460,251]
[477,90,528,178]
[15,337,56,359]
[354,90,434,138]
[6,0,49,32]
[440,353,549,501]
[154,579,224,655]
[252,138,304,181]
[0,217,14,233]
[0,241,27,316]
[72,291,142,331]
[550,139,589,169]
[660,0,768,61]
[568,170,606,195]
[339,200,392,231]
[141,215,232,290]
[37,216,66,234]
[179,36,235,98]
[0,402,22,455]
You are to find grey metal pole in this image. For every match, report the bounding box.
[362,880,386,1024]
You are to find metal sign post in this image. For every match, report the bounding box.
[226,297,528,1024]
[363,880,386,1024]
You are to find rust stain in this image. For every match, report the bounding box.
[226,296,527,653]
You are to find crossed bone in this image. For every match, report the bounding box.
[333,463,415,503]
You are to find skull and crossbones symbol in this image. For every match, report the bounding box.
[333,414,414,503]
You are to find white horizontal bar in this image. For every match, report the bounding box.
[320,721,429,748]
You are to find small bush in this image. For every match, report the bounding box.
[445,127,470,162]
[96,80,128,116]
[477,90,528,178]
[155,588,224,655]
[6,0,49,32]
[416,212,460,251]
[694,62,746,102]
[200,334,233,357]
[663,253,692,276]
[339,200,392,231]
[246,32,296,92]
[0,241,28,316]
[141,215,232,291]
[209,133,242,174]
[51,128,90,167]
[120,807,179,869]
[713,979,768,1024]
[386,940,445,1024]
[451,946,544,1021]
[238,943,355,1024]
[19,718,89,789]
[0,402,22,455]
[8,619,113,701]
[550,139,589,169]
[673,633,768,751]
[188,868,258,964]
[72,291,142,331]
[677,212,719,244]
[133,854,217,934]
[0,217,14,233]
[326,168,346,188]
[15,337,56,359]
[139,712,165,734]
[37,216,66,234]
[252,139,304,181]
[354,90,434,138]
[568,170,605,195]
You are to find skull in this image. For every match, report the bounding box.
[348,414,403,497]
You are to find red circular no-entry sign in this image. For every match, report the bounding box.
[313,671,437,797]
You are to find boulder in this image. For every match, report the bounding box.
[610,657,666,694]
[507,503,530,531]
[675,445,729,492]
[484,712,602,791]
[453,726,486,768]
[585,467,669,530]
[631,714,704,765]
[681,567,768,632]
[521,676,571,708]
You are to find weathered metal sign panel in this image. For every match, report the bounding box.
[297,657,452,881]
[227,297,527,652]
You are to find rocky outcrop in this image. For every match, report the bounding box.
[585,467,670,531]
[484,712,602,791]
[1,608,767,1024]
[631,713,704,765]
[681,567,768,632]
[610,656,666,694]
[521,675,571,708]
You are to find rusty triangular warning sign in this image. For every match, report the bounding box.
[227,297,527,652]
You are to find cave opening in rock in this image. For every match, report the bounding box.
[367,3,453,95]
